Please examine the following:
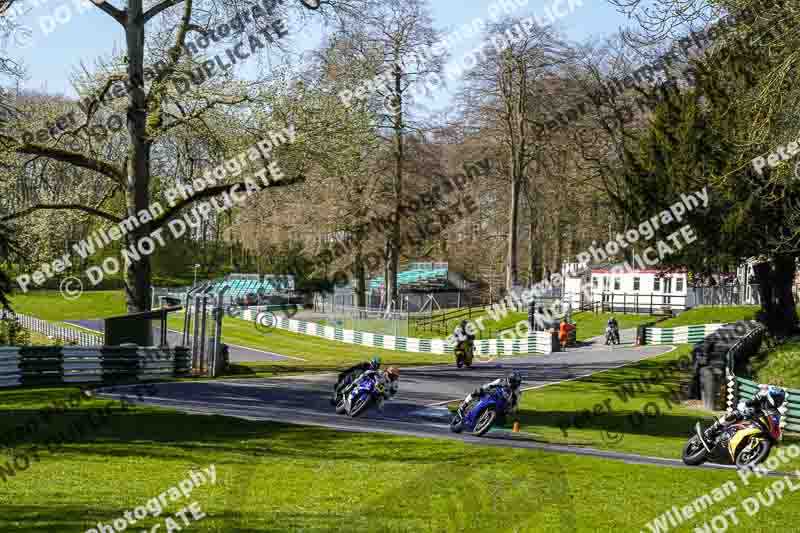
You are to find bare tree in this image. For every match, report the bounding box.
[461,19,571,293]
[0,0,360,312]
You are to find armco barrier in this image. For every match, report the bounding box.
[724,325,798,434]
[242,310,559,355]
[0,346,191,387]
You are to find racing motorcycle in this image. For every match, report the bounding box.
[454,340,474,368]
[335,372,385,418]
[450,387,511,436]
[605,326,620,345]
[682,407,783,467]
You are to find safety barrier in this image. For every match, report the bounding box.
[0,346,191,387]
[643,323,728,345]
[241,310,559,355]
[724,326,799,434]
[14,313,102,346]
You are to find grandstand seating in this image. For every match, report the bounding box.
[204,275,294,302]
[368,264,450,291]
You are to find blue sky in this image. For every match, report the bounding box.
[3,0,633,108]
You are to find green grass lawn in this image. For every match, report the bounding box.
[2,385,800,532]
[509,345,800,461]
[9,290,126,320]
[752,337,800,389]
[658,306,761,327]
[569,311,654,341]
[168,315,453,376]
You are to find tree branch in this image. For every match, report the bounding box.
[92,0,127,25]
[143,0,184,22]
[150,173,305,231]
[0,136,126,186]
[1,203,123,223]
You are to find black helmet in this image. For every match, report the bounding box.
[507,371,522,389]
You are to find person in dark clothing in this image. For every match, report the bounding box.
[331,356,381,405]
[703,385,786,443]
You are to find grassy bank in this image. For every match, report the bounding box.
[752,337,800,389]
[512,345,799,460]
[659,306,760,327]
[9,290,126,320]
[2,385,800,532]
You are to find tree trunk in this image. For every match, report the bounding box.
[354,244,366,309]
[753,257,799,337]
[385,64,403,314]
[506,158,519,292]
[124,0,152,314]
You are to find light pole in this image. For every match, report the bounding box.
[193,264,200,287]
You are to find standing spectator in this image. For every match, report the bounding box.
[559,321,574,350]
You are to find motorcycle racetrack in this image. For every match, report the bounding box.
[95,329,798,476]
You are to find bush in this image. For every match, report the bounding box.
[0,314,31,346]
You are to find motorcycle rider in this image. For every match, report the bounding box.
[703,385,786,443]
[331,356,381,405]
[346,366,400,412]
[453,319,475,345]
[461,371,523,416]
[606,316,619,343]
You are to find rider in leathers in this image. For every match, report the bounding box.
[704,385,786,443]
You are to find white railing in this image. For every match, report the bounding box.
[14,313,102,346]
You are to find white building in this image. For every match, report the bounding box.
[561,261,690,313]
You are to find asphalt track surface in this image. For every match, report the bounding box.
[63,318,300,362]
[90,327,797,476]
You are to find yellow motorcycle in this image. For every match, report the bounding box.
[454,340,474,368]
[682,410,783,467]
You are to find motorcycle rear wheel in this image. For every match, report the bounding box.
[735,440,771,468]
[682,436,708,466]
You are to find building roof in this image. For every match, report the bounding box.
[589,262,687,275]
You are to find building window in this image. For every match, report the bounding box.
[654,277,661,291]
[677,278,684,292]
[633,277,640,291]
[603,277,609,289]
[614,278,620,290]
[592,277,598,289]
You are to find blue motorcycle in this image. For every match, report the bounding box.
[335,373,385,417]
[450,388,511,436]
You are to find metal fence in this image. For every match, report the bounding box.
[14,313,102,346]
[687,283,800,307]
[308,304,411,337]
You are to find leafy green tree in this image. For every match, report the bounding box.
[618,38,800,335]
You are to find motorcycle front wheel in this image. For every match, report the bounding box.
[348,394,372,417]
[450,412,464,433]
[682,436,708,466]
[473,407,496,436]
[335,397,347,414]
[735,440,771,468]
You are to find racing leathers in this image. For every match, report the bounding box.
[461,378,521,417]
[346,369,399,412]
[704,397,781,443]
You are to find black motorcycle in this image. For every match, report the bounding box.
[604,325,620,345]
